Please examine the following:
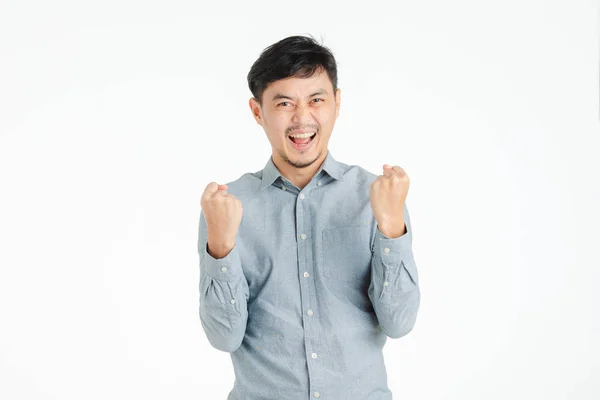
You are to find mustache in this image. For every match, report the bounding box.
[286,125,319,134]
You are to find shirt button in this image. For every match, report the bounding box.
[307,309,313,316]
[384,247,390,253]
[317,181,322,186]
[300,233,307,240]
[299,193,305,199]
[311,352,317,359]
[221,266,228,272]
[303,271,310,278]
[282,186,287,191]
[314,391,320,398]
[230,299,236,304]
[384,281,389,286]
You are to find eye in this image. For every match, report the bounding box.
[277,101,291,107]
[312,98,324,103]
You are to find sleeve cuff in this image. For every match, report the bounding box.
[374,223,413,264]
[202,242,243,282]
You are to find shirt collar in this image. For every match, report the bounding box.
[260,150,344,191]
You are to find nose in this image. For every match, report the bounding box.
[291,103,312,124]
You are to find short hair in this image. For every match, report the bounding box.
[247,34,338,105]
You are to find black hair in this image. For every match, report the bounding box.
[247,34,338,105]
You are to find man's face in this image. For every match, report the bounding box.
[249,69,341,169]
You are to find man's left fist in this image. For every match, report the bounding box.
[369,164,410,238]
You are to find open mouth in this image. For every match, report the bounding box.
[288,132,317,150]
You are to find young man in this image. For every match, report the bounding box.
[198,35,420,400]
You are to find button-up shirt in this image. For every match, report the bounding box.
[197,150,420,400]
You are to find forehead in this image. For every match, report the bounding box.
[264,69,333,98]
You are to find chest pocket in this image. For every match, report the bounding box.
[321,225,373,283]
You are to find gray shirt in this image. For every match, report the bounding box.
[197,150,420,399]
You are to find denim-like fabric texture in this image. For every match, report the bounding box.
[198,150,420,400]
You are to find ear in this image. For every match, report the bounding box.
[249,97,263,125]
[334,88,341,119]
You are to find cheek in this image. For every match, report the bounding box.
[315,108,335,124]
[274,116,293,135]
[264,114,286,132]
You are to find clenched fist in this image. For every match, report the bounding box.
[370,164,410,238]
[201,182,243,259]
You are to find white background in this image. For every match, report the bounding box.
[1,1,599,399]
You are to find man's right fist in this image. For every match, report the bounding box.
[201,182,243,259]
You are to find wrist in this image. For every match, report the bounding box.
[207,239,235,259]
[377,219,406,239]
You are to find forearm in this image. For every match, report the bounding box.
[368,204,421,338]
[198,212,249,352]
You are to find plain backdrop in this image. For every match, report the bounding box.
[1,1,599,399]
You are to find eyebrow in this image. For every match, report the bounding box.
[271,89,328,102]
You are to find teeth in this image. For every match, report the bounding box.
[289,132,316,138]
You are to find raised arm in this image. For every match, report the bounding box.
[198,183,249,352]
[368,202,420,338]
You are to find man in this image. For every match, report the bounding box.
[198,34,420,400]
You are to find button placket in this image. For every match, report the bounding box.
[296,187,319,391]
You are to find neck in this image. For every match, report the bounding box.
[273,150,327,190]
